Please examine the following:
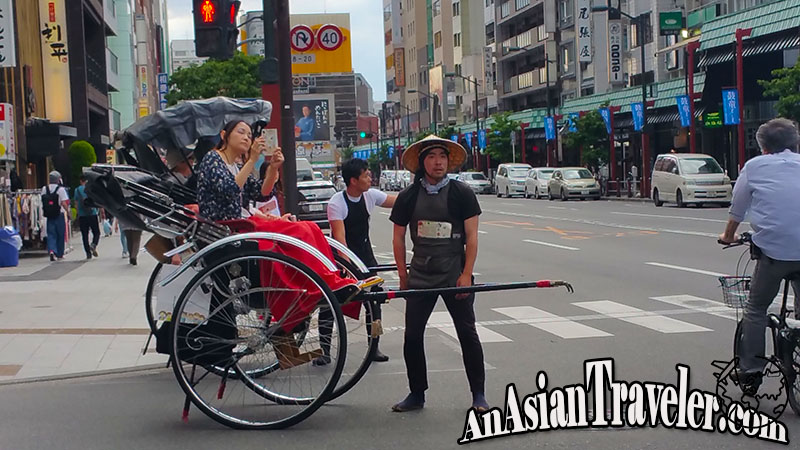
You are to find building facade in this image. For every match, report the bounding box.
[170,39,207,71]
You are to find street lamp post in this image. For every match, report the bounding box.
[408,89,438,134]
[592,4,651,198]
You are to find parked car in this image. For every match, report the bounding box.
[379,170,398,191]
[547,167,601,201]
[524,167,555,199]
[297,180,337,229]
[296,157,314,182]
[495,163,533,197]
[651,153,731,208]
[458,172,493,194]
[397,170,413,190]
[313,171,324,181]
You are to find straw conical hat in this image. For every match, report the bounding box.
[401,134,468,173]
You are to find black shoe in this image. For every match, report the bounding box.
[392,392,425,412]
[49,252,56,262]
[91,245,98,257]
[129,258,137,266]
[372,349,389,362]
[312,355,331,366]
[86,254,92,260]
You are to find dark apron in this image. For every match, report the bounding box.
[344,193,378,268]
[407,183,466,289]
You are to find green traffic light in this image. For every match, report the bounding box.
[359,131,367,138]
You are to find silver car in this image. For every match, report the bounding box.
[524,167,555,199]
[458,172,493,194]
[547,167,601,201]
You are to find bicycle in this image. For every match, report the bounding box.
[719,231,800,414]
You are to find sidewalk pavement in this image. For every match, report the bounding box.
[0,231,166,383]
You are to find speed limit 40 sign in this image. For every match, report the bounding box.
[316,24,344,51]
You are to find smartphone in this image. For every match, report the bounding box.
[263,129,278,157]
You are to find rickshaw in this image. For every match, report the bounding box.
[86,97,574,430]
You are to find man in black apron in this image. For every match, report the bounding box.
[325,158,396,362]
[389,135,488,413]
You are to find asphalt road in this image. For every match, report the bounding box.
[1,195,797,449]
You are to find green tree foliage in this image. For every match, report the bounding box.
[367,145,394,173]
[67,140,96,188]
[759,63,800,123]
[165,52,262,105]
[340,146,354,162]
[438,125,458,140]
[562,111,610,170]
[485,112,520,162]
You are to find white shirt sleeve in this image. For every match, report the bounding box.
[58,187,70,203]
[327,192,348,222]
[366,189,388,209]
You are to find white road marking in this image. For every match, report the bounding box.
[494,306,611,339]
[429,312,512,343]
[574,300,712,333]
[547,206,567,210]
[645,262,727,277]
[650,295,739,321]
[523,239,580,251]
[483,209,718,238]
[478,230,488,235]
[611,211,736,224]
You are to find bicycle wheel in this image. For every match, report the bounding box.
[170,249,347,430]
[145,263,164,336]
[784,331,800,415]
[327,255,380,401]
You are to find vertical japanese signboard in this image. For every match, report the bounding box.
[607,20,624,85]
[675,95,691,127]
[39,0,71,122]
[394,48,406,87]
[483,46,494,94]
[722,89,740,125]
[631,102,644,131]
[0,103,15,161]
[544,116,556,141]
[0,0,16,67]
[576,0,592,63]
[157,73,168,110]
[598,108,612,134]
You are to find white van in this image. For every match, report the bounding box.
[296,158,314,182]
[651,153,731,207]
[495,163,533,197]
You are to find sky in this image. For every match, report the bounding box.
[166,0,387,101]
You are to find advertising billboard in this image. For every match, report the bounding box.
[290,14,353,74]
[293,95,333,142]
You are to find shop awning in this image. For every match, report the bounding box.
[25,119,77,161]
[698,33,800,67]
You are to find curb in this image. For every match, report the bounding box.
[0,363,168,386]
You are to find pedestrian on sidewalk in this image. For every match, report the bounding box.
[121,219,142,265]
[74,175,100,259]
[41,170,70,261]
[323,158,396,364]
[389,135,488,413]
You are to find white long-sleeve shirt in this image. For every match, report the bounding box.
[729,149,800,261]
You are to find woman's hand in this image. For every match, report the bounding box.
[270,148,285,169]
[248,135,266,165]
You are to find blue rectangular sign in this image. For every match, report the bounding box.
[598,108,612,134]
[631,102,644,131]
[676,95,691,128]
[478,129,486,150]
[388,146,394,158]
[544,116,556,141]
[465,132,473,149]
[450,134,458,142]
[568,113,579,133]
[722,89,740,125]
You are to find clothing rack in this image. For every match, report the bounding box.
[2,189,75,255]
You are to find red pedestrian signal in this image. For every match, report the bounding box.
[200,0,216,23]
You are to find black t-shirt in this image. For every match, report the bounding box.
[390,179,481,227]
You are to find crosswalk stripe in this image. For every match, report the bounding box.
[649,295,739,321]
[428,312,512,343]
[573,300,712,333]
[493,306,612,339]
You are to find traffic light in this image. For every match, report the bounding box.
[359,131,374,139]
[193,0,241,60]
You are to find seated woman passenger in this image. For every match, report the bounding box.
[196,120,359,312]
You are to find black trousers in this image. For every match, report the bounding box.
[78,215,100,257]
[404,291,485,395]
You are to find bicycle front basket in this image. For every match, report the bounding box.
[719,276,750,309]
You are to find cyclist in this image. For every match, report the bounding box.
[718,118,800,383]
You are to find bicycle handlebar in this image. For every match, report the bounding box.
[718,231,752,249]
